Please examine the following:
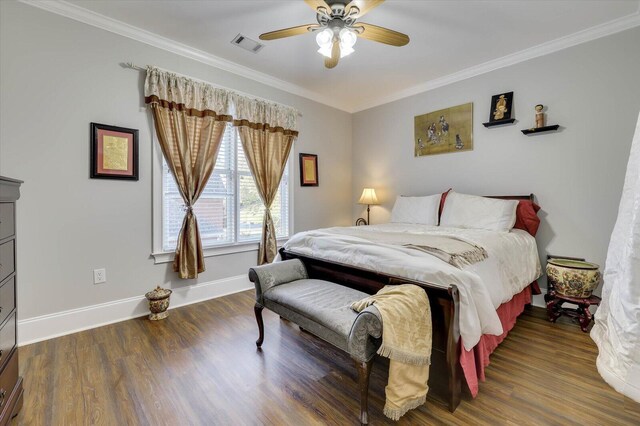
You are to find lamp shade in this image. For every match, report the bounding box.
[358,188,379,205]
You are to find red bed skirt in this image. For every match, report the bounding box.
[459,284,534,397]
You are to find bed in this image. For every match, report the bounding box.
[279,193,542,412]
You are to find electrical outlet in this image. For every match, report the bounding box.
[93,268,106,284]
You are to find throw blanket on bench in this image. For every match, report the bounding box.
[351,284,432,421]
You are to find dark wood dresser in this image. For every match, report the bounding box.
[0,176,23,424]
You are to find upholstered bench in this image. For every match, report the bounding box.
[249,259,383,424]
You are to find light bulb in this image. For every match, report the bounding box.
[339,45,354,58]
[339,28,357,48]
[317,45,333,58]
[315,28,333,48]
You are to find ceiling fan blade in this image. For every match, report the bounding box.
[259,24,320,41]
[304,0,332,14]
[345,0,384,18]
[324,40,340,69]
[355,22,409,46]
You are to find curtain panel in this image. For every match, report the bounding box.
[145,67,232,279]
[233,95,298,264]
[144,67,299,276]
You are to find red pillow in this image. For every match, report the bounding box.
[438,189,452,225]
[513,200,541,236]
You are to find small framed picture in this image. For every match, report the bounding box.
[90,122,139,180]
[489,92,514,123]
[299,153,318,187]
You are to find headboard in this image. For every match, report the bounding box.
[486,194,535,202]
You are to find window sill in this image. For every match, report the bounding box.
[151,238,289,264]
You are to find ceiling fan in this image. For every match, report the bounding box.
[259,0,409,69]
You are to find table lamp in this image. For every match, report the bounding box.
[357,188,379,225]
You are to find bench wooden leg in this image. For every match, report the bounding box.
[254,304,264,348]
[354,358,373,425]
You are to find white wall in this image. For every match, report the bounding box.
[352,27,640,291]
[0,1,352,323]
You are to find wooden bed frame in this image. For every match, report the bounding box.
[279,194,535,413]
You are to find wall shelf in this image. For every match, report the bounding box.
[521,124,560,135]
[482,118,516,128]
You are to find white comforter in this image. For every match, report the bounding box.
[282,223,541,350]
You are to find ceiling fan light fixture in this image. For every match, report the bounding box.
[339,28,357,48]
[339,45,354,58]
[338,28,356,57]
[259,0,409,69]
[317,45,333,58]
[315,28,334,48]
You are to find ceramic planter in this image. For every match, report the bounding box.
[546,259,600,298]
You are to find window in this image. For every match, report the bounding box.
[161,125,290,253]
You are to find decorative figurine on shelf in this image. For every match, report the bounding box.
[145,285,173,320]
[535,104,545,128]
[485,91,514,126]
[493,94,508,120]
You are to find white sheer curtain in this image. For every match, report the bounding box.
[591,111,640,403]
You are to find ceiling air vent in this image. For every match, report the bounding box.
[231,34,264,53]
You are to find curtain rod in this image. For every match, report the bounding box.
[121,62,303,117]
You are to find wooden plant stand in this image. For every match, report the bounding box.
[544,291,601,332]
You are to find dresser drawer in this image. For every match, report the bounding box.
[0,314,15,374]
[0,205,13,242]
[0,242,13,284]
[0,279,14,328]
[0,348,18,419]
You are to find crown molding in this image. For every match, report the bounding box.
[350,6,640,113]
[19,0,640,114]
[19,0,353,113]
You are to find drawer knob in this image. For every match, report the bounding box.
[0,389,5,406]
[0,349,3,358]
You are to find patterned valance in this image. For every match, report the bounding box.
[144,66,298,132]
[233,94,298,135]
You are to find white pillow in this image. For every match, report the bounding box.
[390,194,441,225]
[440,191,518,232]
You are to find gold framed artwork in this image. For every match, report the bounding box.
[414,102,473,156]
[90,122,139,180]
[299,153,318,186]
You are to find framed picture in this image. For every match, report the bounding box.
[90,122,139,180]
[489,91,514,123]
[414,102,473,156]
[299,153,318,186]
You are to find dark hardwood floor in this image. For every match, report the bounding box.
[12,290,640,425]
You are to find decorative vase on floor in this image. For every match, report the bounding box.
[145,286,173,320]
[546,259,601,298]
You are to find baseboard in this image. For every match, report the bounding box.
[17,274,252,346]
[531,293,546,308]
